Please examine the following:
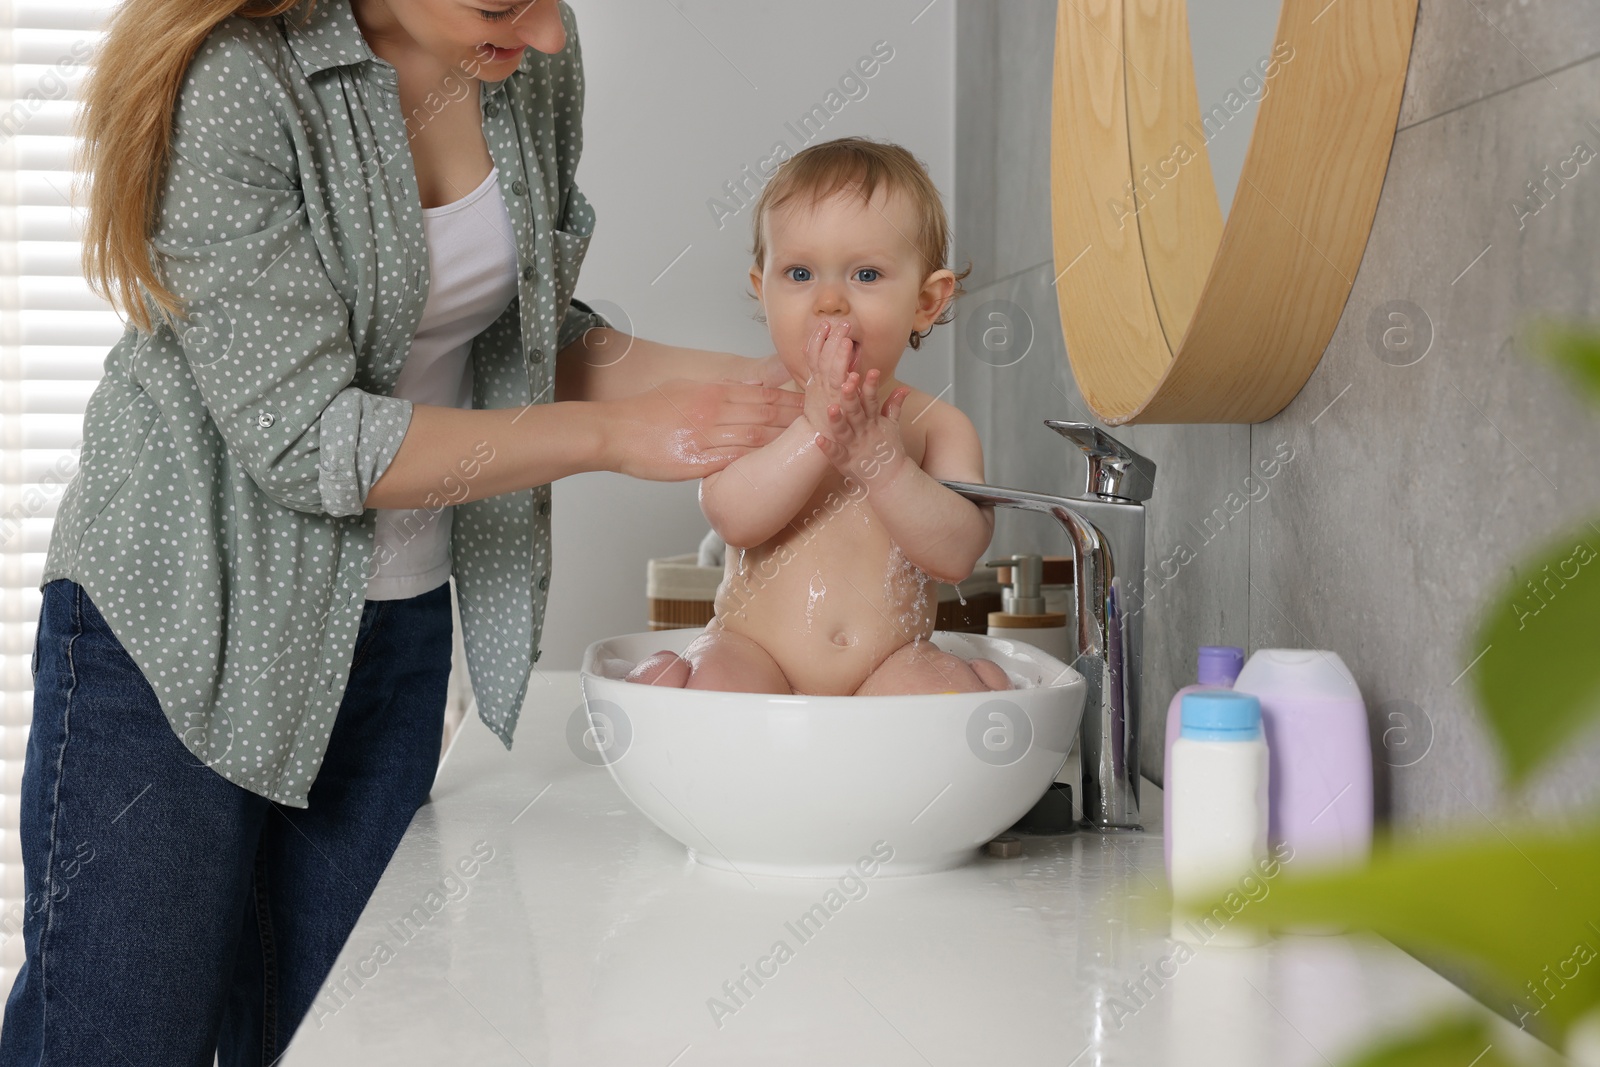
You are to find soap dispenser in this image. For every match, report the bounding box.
[983,554,1069,661]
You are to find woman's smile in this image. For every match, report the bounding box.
[478,43,527,63]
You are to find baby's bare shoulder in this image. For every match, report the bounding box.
[900,390,983,481]
[900,388,977,436]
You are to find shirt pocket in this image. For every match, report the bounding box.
[75,355,161,533]
[550,183,596,313]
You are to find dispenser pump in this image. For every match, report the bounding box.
[984,554,1047,615]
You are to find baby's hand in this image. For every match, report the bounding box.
[816,370,912,489]
[800,319,855,432]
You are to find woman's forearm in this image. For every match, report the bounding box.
[555,328,781,402]
[365,401,605,510]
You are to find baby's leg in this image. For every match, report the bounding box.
[854,641,1014,696]
[624,629,793,693]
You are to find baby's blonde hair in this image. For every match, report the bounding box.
[748,136,972,351]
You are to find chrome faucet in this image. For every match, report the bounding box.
[942,421,1156,832]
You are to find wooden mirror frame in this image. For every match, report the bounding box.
[1050,0,1420,424]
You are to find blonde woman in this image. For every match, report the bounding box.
[1,0,799,1061]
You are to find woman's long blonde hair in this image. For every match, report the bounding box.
[76,0,315,334]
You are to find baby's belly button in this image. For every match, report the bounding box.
[796,621,858,650]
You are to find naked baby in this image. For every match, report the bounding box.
[627,137,1011,697]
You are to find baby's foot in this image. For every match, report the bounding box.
[625,651,691,687]
[970,657,1012,691]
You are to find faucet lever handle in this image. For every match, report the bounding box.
[1045,421,1157,502]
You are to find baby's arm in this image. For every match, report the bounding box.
[700,320,856,548]
[699,412,831,548]
[814,372,994,585]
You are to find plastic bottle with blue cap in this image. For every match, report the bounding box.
[1169,689,1270,947]
[1163,645,1245,877]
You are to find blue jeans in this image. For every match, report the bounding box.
[0,577,453,1066]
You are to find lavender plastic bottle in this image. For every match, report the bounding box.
[1231,649,1372,872]
[1163,646,1245,877]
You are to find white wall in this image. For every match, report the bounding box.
[1185,0,1282,219]
[538,1,956,668]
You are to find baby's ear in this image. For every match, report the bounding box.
[918,268,957,324]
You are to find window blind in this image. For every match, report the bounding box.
[1,0,122,995]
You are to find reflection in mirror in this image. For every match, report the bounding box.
[1187,0,1282,220]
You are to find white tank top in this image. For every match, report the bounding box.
[366,167,518,600]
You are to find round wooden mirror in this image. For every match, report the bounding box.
[1050,0,1420,424]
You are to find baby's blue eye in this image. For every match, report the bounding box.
[784,267,811,282]
[855,268,880,283]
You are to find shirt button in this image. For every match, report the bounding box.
[531,348,544,364]
[511,179,527,197]
[256,411,276,429]
[537,500,550,517]
[484,101,499,118]
[538,573,549,592]
[533,649,542,663]
[521,265,535,282]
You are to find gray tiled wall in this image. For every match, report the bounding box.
[956,1,1600,831]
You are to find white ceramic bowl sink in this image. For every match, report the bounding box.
[578,628,1086,878]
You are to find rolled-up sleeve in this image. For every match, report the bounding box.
[557,296,613,357]
[148,28,412,518]
[314,388,413,515]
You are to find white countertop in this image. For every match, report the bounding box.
[284,671,1545,1066]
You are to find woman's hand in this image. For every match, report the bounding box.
[744,352,793,389]
[599,379,803,480]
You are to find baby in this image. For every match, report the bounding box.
[628,137,1011,697]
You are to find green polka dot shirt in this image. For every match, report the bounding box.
[40,0,609,807]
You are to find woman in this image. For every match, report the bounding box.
[0,0,800,1062]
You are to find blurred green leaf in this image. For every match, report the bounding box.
[1208,321,1600,1067]
[1527,320,1600,405]
[1339,1013,1539,1067]
[1185,823,1600,1036]
[1469,520,1600,784]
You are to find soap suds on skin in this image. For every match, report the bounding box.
[804,573,826,633]
[665,427,720,469]
[882,543,931,650]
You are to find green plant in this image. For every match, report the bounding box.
[1185,318,1600,1064]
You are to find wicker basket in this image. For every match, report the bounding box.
[645,554,720,630]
